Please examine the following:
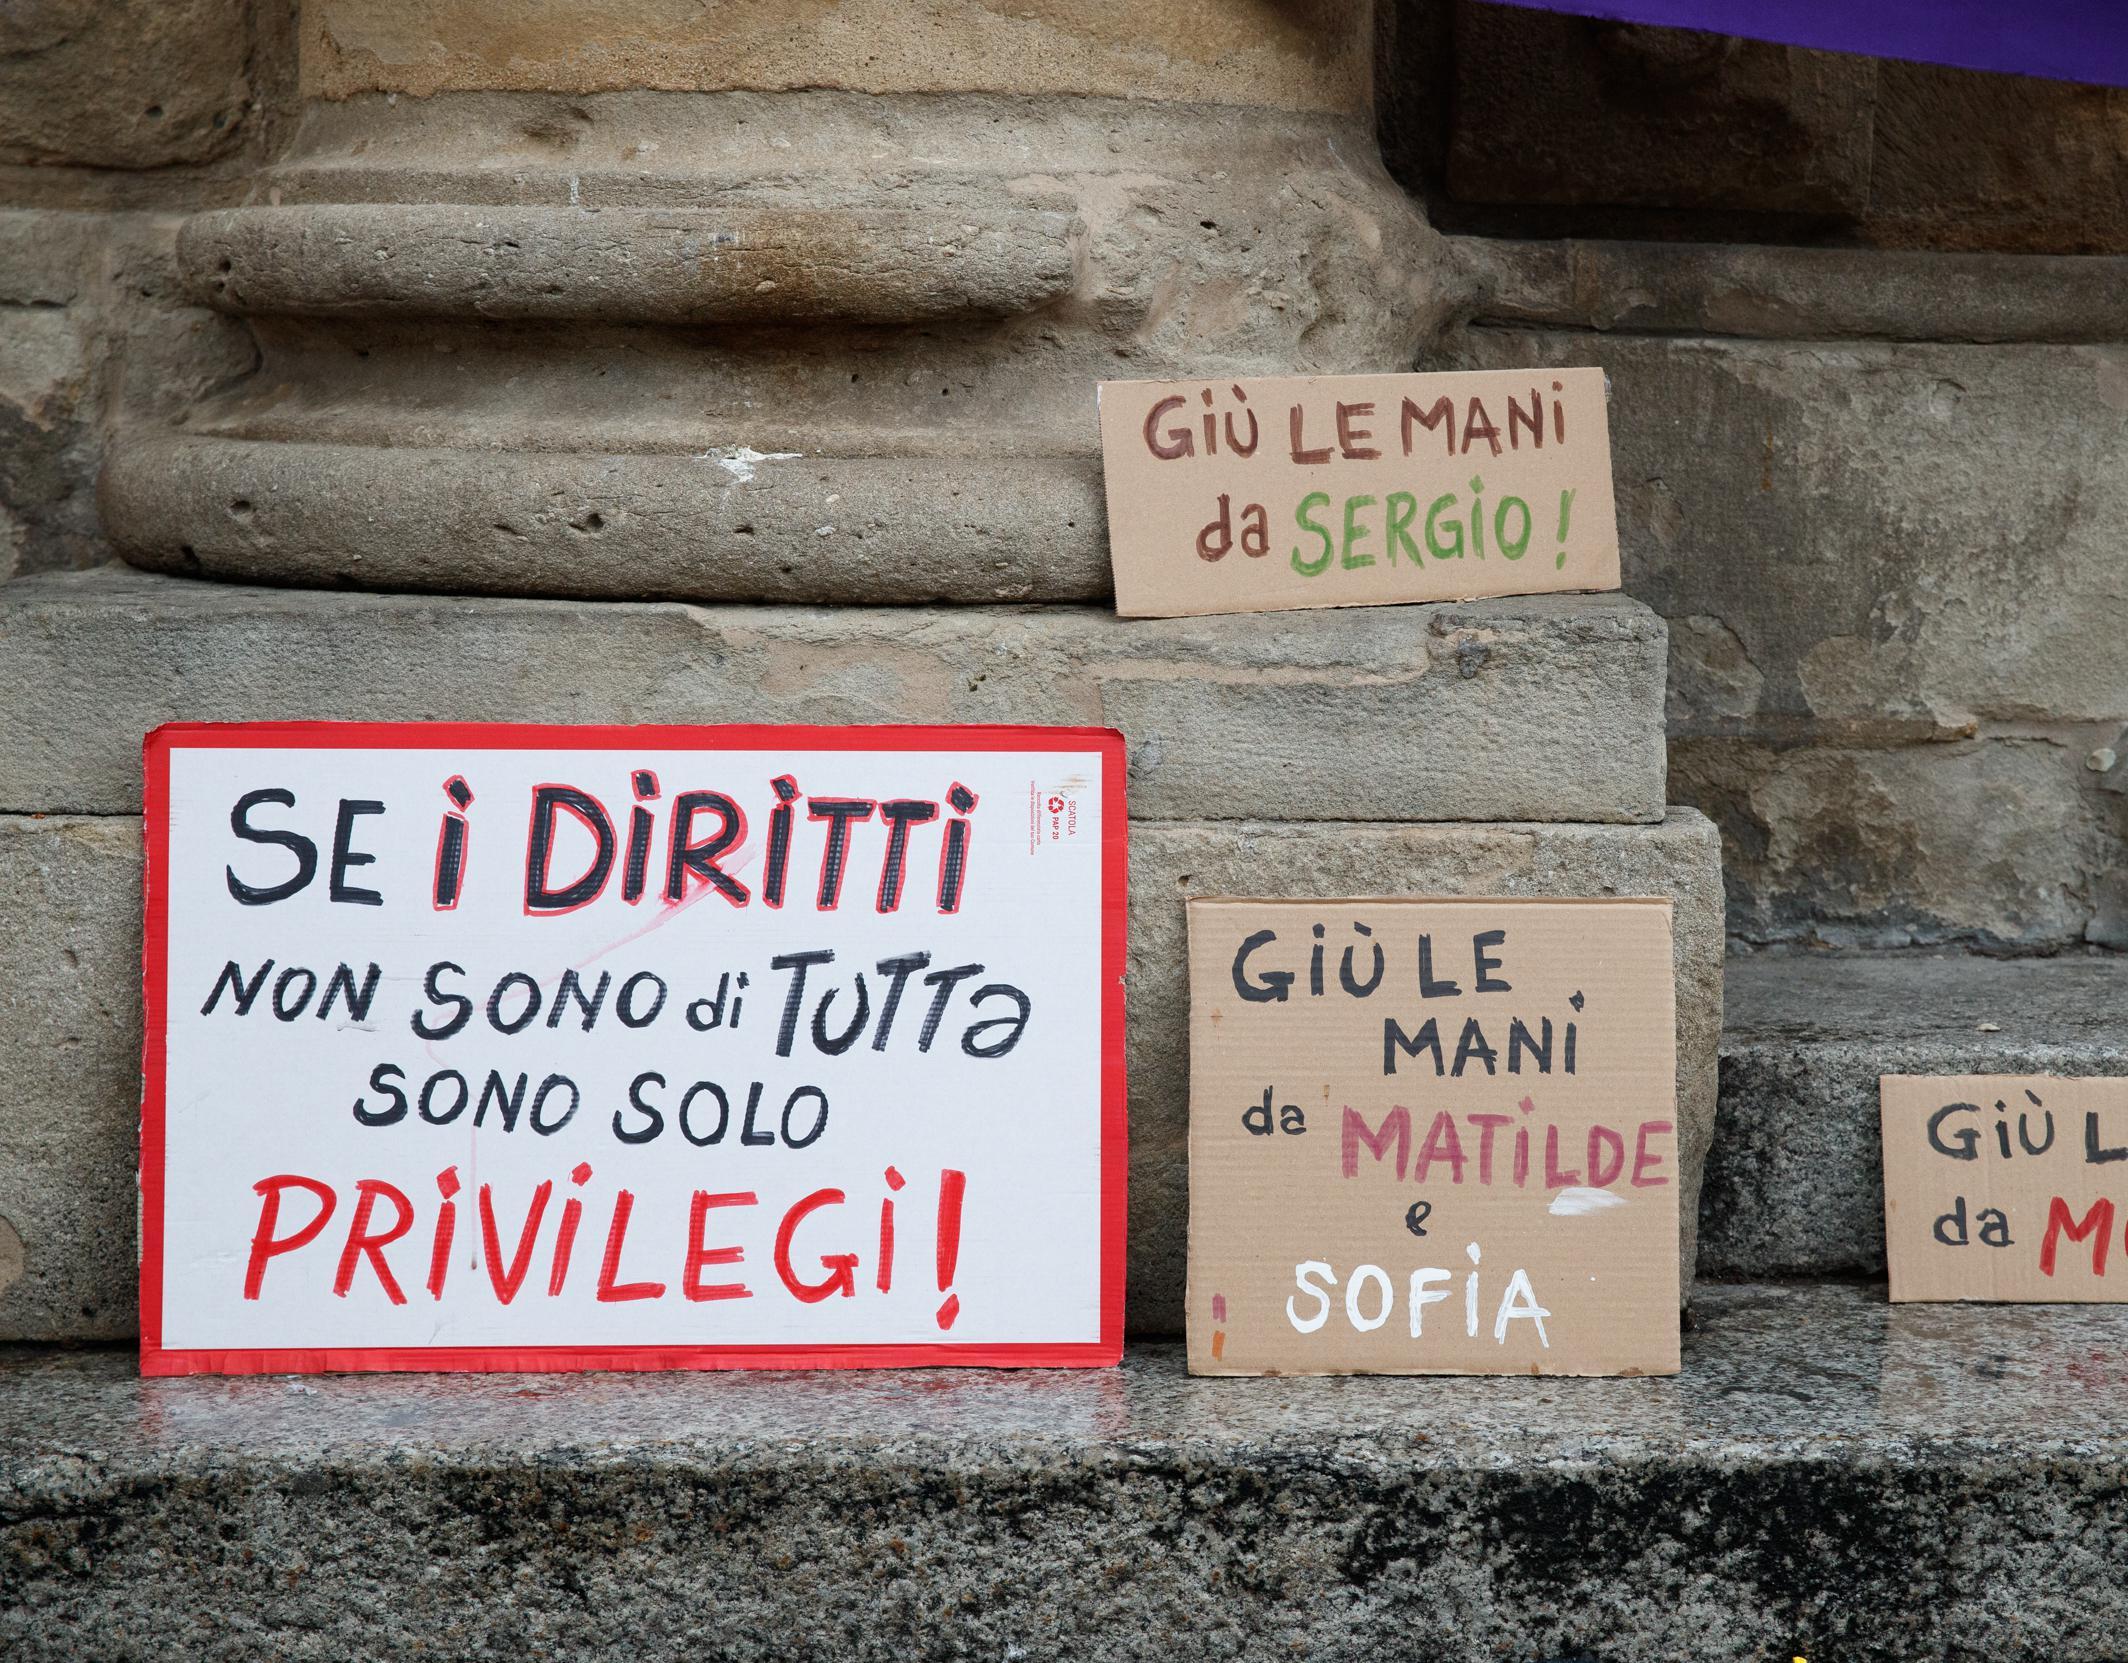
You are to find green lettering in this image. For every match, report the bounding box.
[1386,492,1420,565]
[1495,495,1531,560]
[1341,494,1376,569]
[1424,493,1463,560]
[1291,492,1333,576]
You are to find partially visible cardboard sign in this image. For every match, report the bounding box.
[1097,368,1619,619]
[1882,1075,2128,1303]
[1185,897,1678,1377]
[141,721,1126,1375]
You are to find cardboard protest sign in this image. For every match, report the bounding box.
[1097,368,1619,619]
[140,722,1125,1375]
[1186,897,1677,1376]
[1882,1076,2128,1303]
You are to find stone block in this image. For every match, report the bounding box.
[1673,735,2125,952]
[6,1284,2128,1661]
[0,809,1721,1340]
[1444,4,1875,218]
[1129,811,1724,1329]
[0,567,1670,824]
[1451,331,2128,738]
[297,0,1371,111]
[0,211,98,580]
[1868,61,2128,254]
[1,213,256,580]
[1470,238,2128,345]
[1699,951,2128,1280]
[0,817,140,1340]
[1451,327,2128,949]
[0,0,250,169]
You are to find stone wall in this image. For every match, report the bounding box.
[0,0,287,579]
[1,0,1735,1344]
[8,2,2121,953]
[1384,1,2128,253]
[1386,3,2128,951]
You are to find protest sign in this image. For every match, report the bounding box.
[1882,1075,2128,1303]
[1186,897,1677,1376]
[140,722,1125,1375]
[1097,367,1619,619]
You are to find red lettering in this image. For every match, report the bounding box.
[684,1190,757,1302]
[1413,1110,1467,1185]
[479,1180,552,1304]
[242,1174,336,1300]
[1462,396,1501,456]
[1631,1120,1674,1187]
[1288,403,1332,465]
[1335,400,1380,460]
[332,1178,413,1305]
[596,1188,667,1301]
[1342,1105,1411,1180]
[1143,393,1192,459]
[2040,1195,2116,1278]
[775,1187,858,1302]
[549,1161,592,1296]
[1543,1124,1581,1189]
[1465,1113,1511,1185]
[426,1165,460,1301]
[1401,395,1455,455]
[1587,1125,1626,1189]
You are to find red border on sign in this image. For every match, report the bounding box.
[138,722,1128,1376]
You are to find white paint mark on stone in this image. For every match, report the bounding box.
[695,446,802,484]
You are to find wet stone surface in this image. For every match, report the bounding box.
[4,1283,2127,1661]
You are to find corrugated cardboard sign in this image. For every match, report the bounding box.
[1097,368,1620,619]
[1186,897,1678,1376]
[140,721,1126,1375]
[1882,1075,2128,1303]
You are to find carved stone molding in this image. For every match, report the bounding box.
[107,5,1455,602]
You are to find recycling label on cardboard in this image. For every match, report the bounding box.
[1186,897,1678,1377]
[1882,1075,2128,1303]
[1097,367,1620,619]
[140,722,1126,1376]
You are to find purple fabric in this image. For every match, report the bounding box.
[1486,1,2128,88]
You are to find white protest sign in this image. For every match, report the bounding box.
[141,723,1125,1374]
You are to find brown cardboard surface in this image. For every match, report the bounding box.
[1185,897,1678,1377]
[1882,1075,2128,1303]
[1097,368,1620,619]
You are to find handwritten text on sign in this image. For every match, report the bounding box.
[141,724,1125,1375]
[1882,1075,2128,1303]
[1186,898,1677,1377]
[1097,368,1620,619]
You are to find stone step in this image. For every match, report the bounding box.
[0,567,1668,825]
[0,809,1724,1341]
[1698,950,2128,1279]
[4,1281,2125,1662]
